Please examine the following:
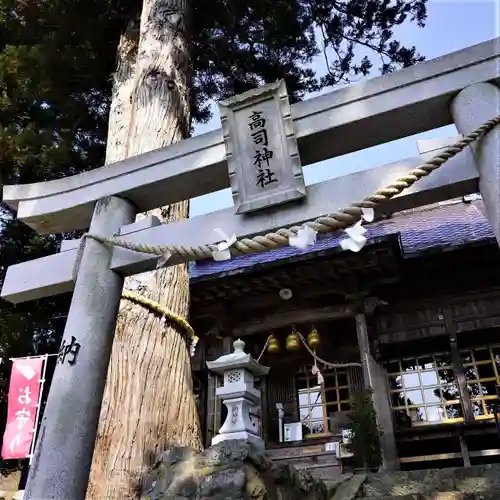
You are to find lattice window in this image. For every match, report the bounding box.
[227,371,241,384]
[296,366,350,438]
[461,345,500,419]
[386,353,462,425]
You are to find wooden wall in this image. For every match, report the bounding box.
[375,289,500,347]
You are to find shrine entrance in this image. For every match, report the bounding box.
[1,37,499,498]
[250,320,362,448]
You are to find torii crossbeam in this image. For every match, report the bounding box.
[2,38,500,500]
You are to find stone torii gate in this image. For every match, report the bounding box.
[2,37,500,500]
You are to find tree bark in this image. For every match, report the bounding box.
[86,1,202,498]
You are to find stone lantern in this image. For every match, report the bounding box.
[206,338,269,450]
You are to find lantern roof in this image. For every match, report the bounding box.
[206,339,270,376]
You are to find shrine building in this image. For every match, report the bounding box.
[188,195,500,476]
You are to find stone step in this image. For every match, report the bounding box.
[324,473,353,497]
[330,473,366,500]
[303,464,343,481]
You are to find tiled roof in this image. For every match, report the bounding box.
[189,200,495,280]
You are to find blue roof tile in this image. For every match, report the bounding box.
[189,201,495,280]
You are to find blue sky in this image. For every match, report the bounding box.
[190,0,499,217]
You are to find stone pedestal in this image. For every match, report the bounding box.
[206,339,269,450]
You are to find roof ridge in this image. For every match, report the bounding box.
[189,194,492,280]
[391,195,482,218]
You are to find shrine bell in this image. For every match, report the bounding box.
[286,328,300,351]
[267,334,280,354]
[307,327,321,349]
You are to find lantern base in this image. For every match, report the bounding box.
[211,432,265,451]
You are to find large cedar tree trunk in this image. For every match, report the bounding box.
[86,1,202,498]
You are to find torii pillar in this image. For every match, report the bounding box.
[24,197,136,500]
[452,82,500,244]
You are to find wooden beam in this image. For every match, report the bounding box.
[4,38,499,233]
[448,327,474,424]
[399,452,462,463]
[469,449,500,457]
[231,305,353,336]
[397,422,500,442]
[459,433,471,467]
[191,245,400,309]
[0,143,479,304]
[400,448,500,463]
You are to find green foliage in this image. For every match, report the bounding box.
[0,0,426,469]
[0,0,138,474]
[192,0,427,122]
[347,389,383,469]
